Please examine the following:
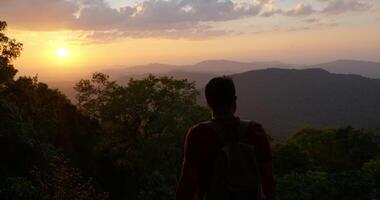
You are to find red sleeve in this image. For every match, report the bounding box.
[176,126,201,200]
[247,122,276,200]
[183,125,202,168]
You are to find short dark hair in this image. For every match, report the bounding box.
[205,76,236,111]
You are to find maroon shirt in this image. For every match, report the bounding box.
[177,116,275,200]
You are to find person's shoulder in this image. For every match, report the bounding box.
[187,121,212,135]
[185,121,213,145]
[241,119,267,136]
[240,119,263,128]
[239,119,269,145]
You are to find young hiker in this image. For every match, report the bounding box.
[176,76,275,200]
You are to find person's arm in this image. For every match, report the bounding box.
[176,126,200,200]
[176,166,198,200]
[250,123,275,200]
[258,161,275,200]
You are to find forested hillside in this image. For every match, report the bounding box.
[232,68,380,138]
[1,20,380,200]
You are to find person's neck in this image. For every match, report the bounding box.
[212,112,235,120]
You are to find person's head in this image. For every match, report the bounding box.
[205,76,236,116]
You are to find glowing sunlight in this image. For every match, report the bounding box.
[56,47,70,59]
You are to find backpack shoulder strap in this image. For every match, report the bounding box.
[238,119,251,142]
[205,120,225,140]
[202,119,252,141]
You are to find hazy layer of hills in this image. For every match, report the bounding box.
[51,60,294,102]
[310,60,380,79]
[48,59,380,138]
[232,68,380,138]
[110,59,380,89]
[105,60,293,78]
[50,59,380,100]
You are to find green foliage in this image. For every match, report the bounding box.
[0,20,22,84]
[1,177,39,200]
[328,170,373,200]
[276,170,374,200]
[277,171,330,200]
[31,153,108,200]
[273,142,310,176]
[363,159,380,198]
[0,96,106,200]
[75,72,121,121]
[0,21,22,62]
[287,127,379,172]
[75,74,208,139]
[75,73,209,199]
[275,127,380,200]
[0,20,105,200]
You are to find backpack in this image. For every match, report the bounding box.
[204,120,260,200]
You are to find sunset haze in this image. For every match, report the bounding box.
[1,0,379,81]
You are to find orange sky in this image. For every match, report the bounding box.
[2,0,380,81]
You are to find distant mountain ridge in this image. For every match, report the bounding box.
[107,59,380,84]
[48,59,380,139]
[230,68,380,138]
[308,59,380,79]
[50,59,380,104]
[104,60,294,79]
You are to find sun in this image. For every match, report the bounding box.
[56,47,70,58]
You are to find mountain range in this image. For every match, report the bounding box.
[309,60,380,79]
[231,68,380,139]
[104,60,294,78]
[47,59,380,139]
[109,59,380,89]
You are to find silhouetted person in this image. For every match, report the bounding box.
[176,76,275,200]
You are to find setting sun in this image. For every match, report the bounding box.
[56,48,69,58]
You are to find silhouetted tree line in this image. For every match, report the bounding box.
[1,20,379,200]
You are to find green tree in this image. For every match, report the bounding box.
[75,72,121,121]
[75,73,209,199]
[328,170,373,200]
[288,127,379,172]
[0,20,22,84]
[276,171,330,200]
[362,159,380,198]
[0,20,105,199]
[75,73,208,142]
[273,142,310,176]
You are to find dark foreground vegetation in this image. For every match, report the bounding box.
[1,20,380,200]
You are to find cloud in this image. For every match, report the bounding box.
[0,0,373,40]
[91,0,262,31]
[374,7,380,21]
[73,0,124,30]
[285,3,316,16]
[261,0,283,17]
[317,20,338,27]
[0,0,78,30]
[303,18,338,27]
[254,19,338,35]
[81,24,232,43]
[262,0,371,17]
[304,18,320,23]
[262,3,315,17]
[1,0,264,39]
[319,0,372,14]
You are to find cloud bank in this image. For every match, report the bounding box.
[262,0,372,17]
[0,0,374,40]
